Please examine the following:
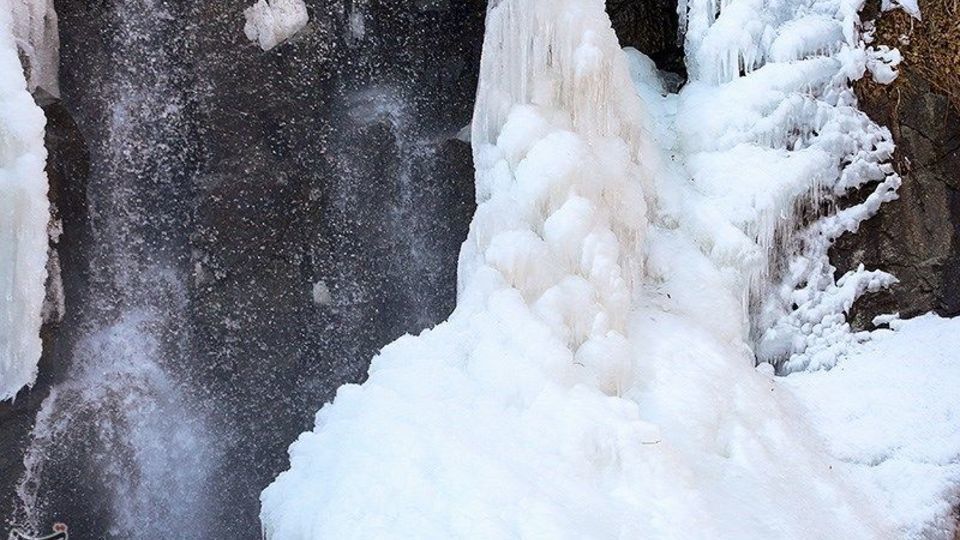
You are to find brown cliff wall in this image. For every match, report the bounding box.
[832,0,960,327]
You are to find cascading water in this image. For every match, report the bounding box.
[344,85,462,330]
[9,0,215,536]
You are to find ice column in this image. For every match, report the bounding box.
[0,0,51,400]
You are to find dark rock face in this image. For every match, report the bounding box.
[606,0,685,76]
[832,1,960,327]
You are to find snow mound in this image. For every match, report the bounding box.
[785,314,960,538]
[0,0,50,400]
[243,0,308,51]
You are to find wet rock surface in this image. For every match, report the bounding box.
[3,1,483,537]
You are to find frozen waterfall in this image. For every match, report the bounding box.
[0,0,51,402]
[261,0,960,538]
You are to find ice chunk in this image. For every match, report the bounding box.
[881,0,922,20]
[0,1,50,400]
[243,0,308,51]
[311,280,332,306]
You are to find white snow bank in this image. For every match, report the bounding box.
[0,1,50,400]
[784,313,960,538]
[243,0,308,51]
[258,0,945,537]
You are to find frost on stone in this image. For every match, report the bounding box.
[0,0,50,400]
[866,45,902,84]
[41,216,64,324]
[243,0,308,51]
[881,0,922,20]
[8,0,58,101]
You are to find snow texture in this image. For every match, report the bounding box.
[261,0,957,538]
[784,314,960,539]
[0,0,50,400]
[243,0,308,51]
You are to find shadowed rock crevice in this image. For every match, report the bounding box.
[607,0,686,79]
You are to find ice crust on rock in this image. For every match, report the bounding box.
[243,0,308,51]
[259,0,960,537]
[0,0,50,400]
[676,0,903,372]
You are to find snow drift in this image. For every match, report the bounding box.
[0,0,51,401]
[261,0,960,538]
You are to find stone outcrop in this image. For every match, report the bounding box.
[832,0,960,327]
[607,0,685,75]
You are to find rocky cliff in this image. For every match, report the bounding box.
[833,0,960,327]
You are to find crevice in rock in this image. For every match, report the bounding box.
[606,0,687,84]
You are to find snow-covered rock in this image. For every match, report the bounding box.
[676,0,904,371]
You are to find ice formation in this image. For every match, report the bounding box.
[676,0,904,372]
[261,0,960,537]
[243,0,308,51]
[7,0,58,101]
[0,0,50,401]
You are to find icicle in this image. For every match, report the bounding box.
[677,0,905,371]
